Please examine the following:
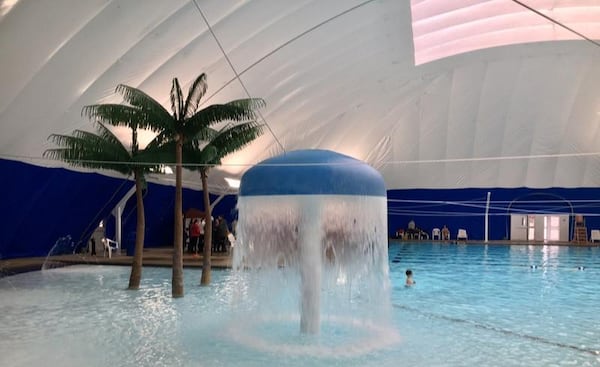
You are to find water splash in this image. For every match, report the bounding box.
[230,195,398,355]
[41,235,77,271]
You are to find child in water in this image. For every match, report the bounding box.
[405,269,415,287]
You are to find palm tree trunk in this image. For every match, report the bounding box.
[172,136,184,297]
[200,169,212,286]
[128,169,145,289]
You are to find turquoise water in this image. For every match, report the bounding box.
[389,243,600,366]
[0,243,599,366]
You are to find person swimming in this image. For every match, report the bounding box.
[405,269,415,287]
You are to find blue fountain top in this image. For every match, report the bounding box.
[240,149,386,197]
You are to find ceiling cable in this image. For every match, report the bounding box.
[195,0,378,107]
[191,0,286,154]
[7,149,600,167]
[511,0,600,49]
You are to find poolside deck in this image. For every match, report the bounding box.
[2,240,598,278]
[0,247,232,278]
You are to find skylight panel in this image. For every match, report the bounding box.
[411,0,600,65]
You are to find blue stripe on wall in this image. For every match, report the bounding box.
[0,159,238,259]
[4,159,600,259]
[387,188,600,240]
[0,159,133,259]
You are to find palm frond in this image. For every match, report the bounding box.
[134,145,175,172]
[44,129,132,175]
[114,84,174,131]
[183,73,207,118]
[82,104,144,128]
[226,98,266,112]
[183,145,218,172]
[207,122,264,164]
[183,99,264,138]
[170,78,184,121]
[186,126,218,144]
[145,130,177,151]
[47,129,124,156]
[93,121,127,147]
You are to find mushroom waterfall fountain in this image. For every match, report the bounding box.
[232,150,398,352]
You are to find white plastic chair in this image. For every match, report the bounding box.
[457,229,468,241]
[102,238,119,258]
[591,230,600,243]
[432,228,441,240]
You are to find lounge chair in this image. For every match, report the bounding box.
[457,229,468,241]
[591,230,600,243]
[432,228,441,240]
[102,238,119,258]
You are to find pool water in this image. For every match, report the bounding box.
[0,243,599,367]
[389,243,600,366]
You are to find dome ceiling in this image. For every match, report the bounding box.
[1,0,599,193]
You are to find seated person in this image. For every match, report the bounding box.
[441,225,450,241]
[406,220,420,239]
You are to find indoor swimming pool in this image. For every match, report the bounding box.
[0,243,598,367]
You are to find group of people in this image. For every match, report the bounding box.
[394,220,452,241]
[186,215,234,256]
[399,219,431,240]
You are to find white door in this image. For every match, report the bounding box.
[544,215,560,242]
[510,214,528,240]
[528,215,535,241]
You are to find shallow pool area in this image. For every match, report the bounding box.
[1,243,599,366]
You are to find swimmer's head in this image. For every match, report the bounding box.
[406,269,413,276]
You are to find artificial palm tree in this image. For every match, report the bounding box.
[44,122,162,290]
[185,121,264,285]
[83,73,264,297]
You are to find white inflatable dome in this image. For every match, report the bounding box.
[0,0,600,258]
[2,0,599,192]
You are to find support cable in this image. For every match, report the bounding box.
[191,0,285,154]
[511,0,600,49]
[193,0,379,108]
[10,150,600,167]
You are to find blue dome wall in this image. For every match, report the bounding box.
[387,187,600,241]
[3,158,600,260]
[0,159,237,260]
[0,159,133,259]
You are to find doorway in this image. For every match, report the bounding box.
[510,214,568,242]
[543,216,560,241]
